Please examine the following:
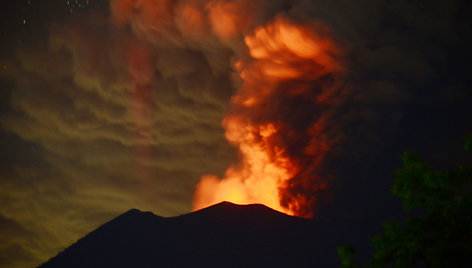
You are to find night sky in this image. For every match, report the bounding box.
[1,0,471,267]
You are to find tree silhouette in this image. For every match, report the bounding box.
[338,135,472,267]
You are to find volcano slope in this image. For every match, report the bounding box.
[38,202,344,267]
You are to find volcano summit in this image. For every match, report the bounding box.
[39,202,344,267]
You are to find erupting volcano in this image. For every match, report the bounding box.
[193,17,343,217]
[111,0,344,218]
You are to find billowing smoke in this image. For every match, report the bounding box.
[193,17,343,217]
[109,0,345,217]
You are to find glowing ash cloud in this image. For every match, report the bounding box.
[110,0,344,217]
[193,17,343,217]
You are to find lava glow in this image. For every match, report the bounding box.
[194,116,299,215]
[193,17,341,217]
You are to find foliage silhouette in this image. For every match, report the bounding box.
[338,135,472,267]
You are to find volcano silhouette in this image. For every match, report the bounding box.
[38,202,343,267]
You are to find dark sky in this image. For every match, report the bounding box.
[1,0,471,267]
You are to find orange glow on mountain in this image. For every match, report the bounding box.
[194,116,299,215]
[193,17,342,217]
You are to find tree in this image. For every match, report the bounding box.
[338,135,472,267]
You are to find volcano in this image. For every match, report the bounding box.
[38,202,343,267]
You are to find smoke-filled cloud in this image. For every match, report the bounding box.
[1,0,471,267]
[1,7,239,267]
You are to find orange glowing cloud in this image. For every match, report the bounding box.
[176,3,209,38]
[193,17,343,217]
[110,0,260,45]
[108,0,343,217]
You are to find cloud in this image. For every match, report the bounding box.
[0,10,236,266]
[0,213,38,268]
